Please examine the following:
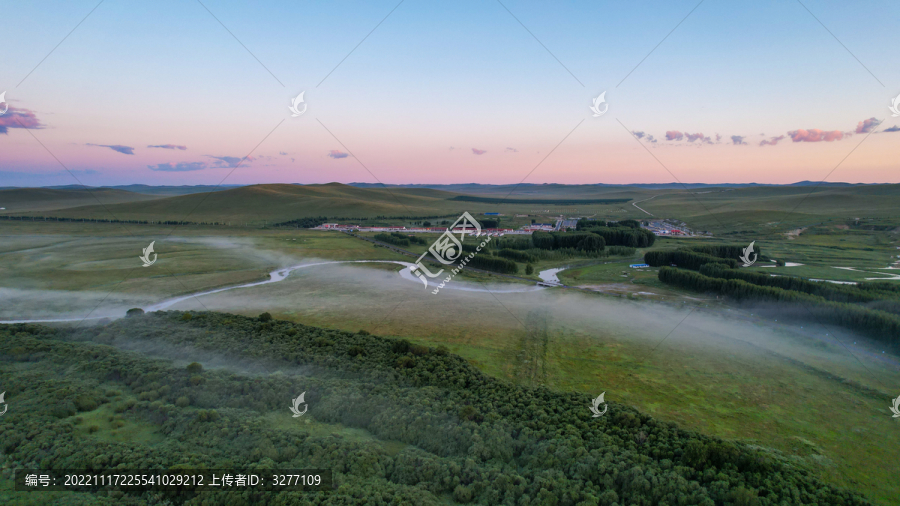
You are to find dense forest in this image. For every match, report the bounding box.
[0,312,872,505]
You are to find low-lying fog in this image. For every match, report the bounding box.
[2,236,897,394]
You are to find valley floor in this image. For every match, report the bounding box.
[1,221,899,504]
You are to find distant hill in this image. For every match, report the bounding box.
[0,184,244,196]
[0,188,164,214]
[349,181,866,191]
[4,182,897,231]
[25,183,475,224]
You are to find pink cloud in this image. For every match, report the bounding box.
[206,155,250,167]
[0,106,44,134]
[148,144,187,150]
[788,129,847,143]
[472,148,486,155]
[665,131,683,141]
[148,162,208,172]
[86,143,135,155]
[855,117,882,134]
[759,135,785,147]
[685,132,705,142]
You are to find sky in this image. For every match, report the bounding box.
[1,0,898,187]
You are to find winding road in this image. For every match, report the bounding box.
[631,195,658,216]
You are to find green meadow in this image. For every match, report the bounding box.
[1,183,899,503]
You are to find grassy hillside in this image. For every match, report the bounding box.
[0,188,163,214]
[635,185,900,233]
[17,183,474,224]
[0,312,874,505]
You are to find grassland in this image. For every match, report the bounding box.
[2,183,900,503]
[0,187,164,213]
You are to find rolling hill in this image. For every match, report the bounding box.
[4,183,898,234]
[21,183,475,224]
[0,187,165,214]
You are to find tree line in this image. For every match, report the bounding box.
[532,231,606,252]
[700,263,900,314]
[576,219,656,248]
[658,267,900,346]
[645,249,740,270]
[373,232,427,247]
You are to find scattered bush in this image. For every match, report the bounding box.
[74,395,99,412]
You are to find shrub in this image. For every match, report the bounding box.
[186,362,203,374]
[358,330,370,335]
[525,264,534,275]
[125,308,144,317]
[74,395,99,412]
[395,355,416,368]
[458,405,480,421]
[52,401,77,419]
[391,339,411,354]
[409,344,429,356]
[176,396,190,408]
[258,312,273,322]
[180,313,192,322]
[453,485,474,503]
